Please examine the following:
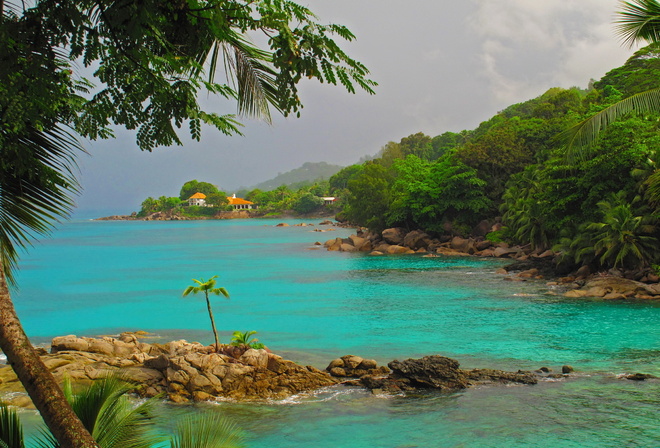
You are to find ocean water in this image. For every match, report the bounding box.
[9,219,660,447]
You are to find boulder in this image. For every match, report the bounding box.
[472,219,493,237]
[348,235,367,250]
[340,243,358,252]
[325,355,389,378]
[381,228,407,245]
[386,245,413,254]
[493,247,519,258]
[358,355,538,394]
[402,230,431,250]
[575,265,591,278]
[475,240,493,251]
[373,243,391,253]
[275,223,289,227]
[450,236,471,253]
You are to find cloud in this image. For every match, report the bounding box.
[470,0,635,104]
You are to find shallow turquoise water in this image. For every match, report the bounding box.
[10,219,660,447]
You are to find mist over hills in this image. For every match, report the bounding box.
[235,161,344,193]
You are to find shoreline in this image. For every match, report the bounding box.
[1,332,656,410]
[322,226,660,301]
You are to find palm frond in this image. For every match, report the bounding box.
[616,0,660,47]
[170,413,245,448]
[0,402,24,448]
[0,124,82,285]
[69,376,162,448]
[560,88,660,161]
[222,35,278,122]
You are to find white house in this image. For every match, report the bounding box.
[188,192,207,206]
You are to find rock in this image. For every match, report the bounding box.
[359,241,373,252]
[575,265,591,278]
[536,250,555,259]
[582,277,654,297]
[319,220,333,225]
[602,292,626,300]
[561,365,574,374]
[51,335,90,353]
[325,355,389,378]
[647,274,659,283]
[369,251,384,256]
[624,373,657,381]
[493,247,519,258]
[144,354,170,371]
[275,223,289,227]
[402,230,431,250]
[583,287,608,298]
[518,268,539,279]
[472,219,493,237]
[358,355,538,394]
[475,240,493,251]
[239,349,269,368]
[564,289,589,298]
[340,243,358,252]
[373,243,391,253]
[10,336,339,404]
[388,356,469,390]
[465,369,537,385]
[450,236,471,253]
[386,245,410,254]
[381,228,407,245]
[348,235,367,250]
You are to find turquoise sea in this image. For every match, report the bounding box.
[9,218,660,447]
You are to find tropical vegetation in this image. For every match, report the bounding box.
[0,376,244,448]
[332,20,660,274]
[230,331,265,350]
[0,0,373,445]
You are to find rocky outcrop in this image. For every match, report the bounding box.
[0,334,337,406]
[325,355,389,378]
[321,227,553,266]
[357,355,538,394]
[563,276,660,299]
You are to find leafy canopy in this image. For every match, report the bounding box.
[0,0,375,281]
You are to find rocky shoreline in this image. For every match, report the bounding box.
[1,333,655,408]
[319,225,660,301]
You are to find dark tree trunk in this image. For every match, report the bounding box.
[205,293,221,352]
[0,262,99,447]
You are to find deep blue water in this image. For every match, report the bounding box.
[10,219,660,447]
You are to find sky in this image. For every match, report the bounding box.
[74,0,639,214]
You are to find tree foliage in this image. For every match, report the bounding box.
[1,1,374,445]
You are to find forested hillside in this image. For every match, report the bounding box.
[329,43,660,273]
[239,162,344,193]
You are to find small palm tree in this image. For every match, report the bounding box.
[183,276,230,352]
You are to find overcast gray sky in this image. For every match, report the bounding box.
[75,0,638,214]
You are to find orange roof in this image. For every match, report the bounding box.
[227,196,253,205]
[189,192,206,199]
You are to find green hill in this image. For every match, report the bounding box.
[243,161,344,192]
